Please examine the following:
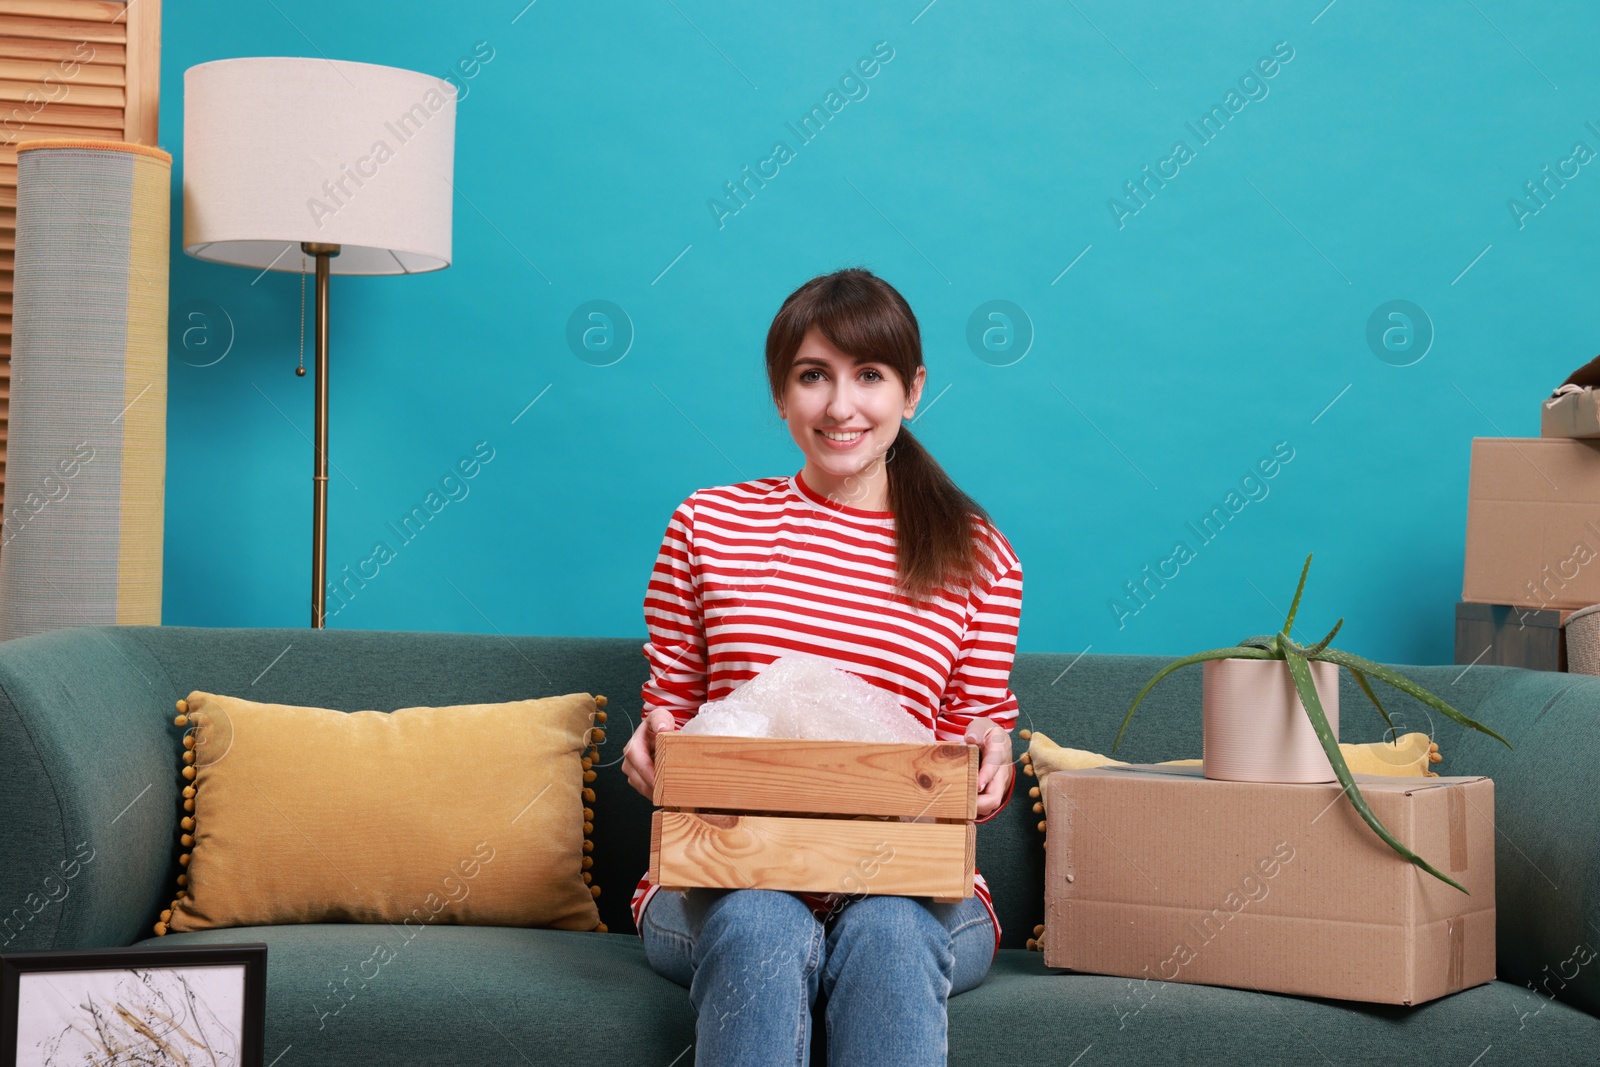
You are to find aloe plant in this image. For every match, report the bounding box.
[1112,552,1513,894]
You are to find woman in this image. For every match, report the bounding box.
[620,267,1023,1066]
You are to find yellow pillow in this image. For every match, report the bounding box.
[156,690,608,936]
[1021,728,1442,788]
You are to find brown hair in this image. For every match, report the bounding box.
[765,267,996,607]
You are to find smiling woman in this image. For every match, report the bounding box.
[779,331,921,510]
[765,268,996,605]
[621,266,1024,1065]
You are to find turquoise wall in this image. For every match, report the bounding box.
[161,1,1594,666]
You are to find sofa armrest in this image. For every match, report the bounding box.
[0,625,180,950]
[1422,664,1600,1016]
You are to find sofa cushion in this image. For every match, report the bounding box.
[159,690,603,936]
[142,924,695,1063]
[946,952,1599,1064]
[135,926,1599,1065]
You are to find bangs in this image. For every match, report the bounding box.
[767,268,920,386]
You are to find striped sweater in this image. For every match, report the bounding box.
[630,469,1023,959]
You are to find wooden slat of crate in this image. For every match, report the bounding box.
[654,734,977,820]
[650,811,975,899]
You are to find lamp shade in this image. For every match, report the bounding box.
[182,57,455,275]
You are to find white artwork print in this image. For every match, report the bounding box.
[14,963,246,1066]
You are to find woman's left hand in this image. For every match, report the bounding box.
[964,717,1014,818]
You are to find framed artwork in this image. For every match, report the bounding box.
[1,942,267,1067]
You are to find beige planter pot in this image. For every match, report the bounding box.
[1202,657,1340,783]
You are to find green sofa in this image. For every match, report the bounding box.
[3,624,1597,1063]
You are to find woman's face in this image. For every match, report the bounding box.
[777,327,925,507]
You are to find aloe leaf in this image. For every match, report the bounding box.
[1304,617,1344,655]
[1112,645,1278,753]
[1283,647,1469,895]
[1313,647,1512,749]
[1238,634,1278,652]
[1283,553,1313,635]
[1344,666,1396,733]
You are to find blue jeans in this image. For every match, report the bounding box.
[640,887,996,1066]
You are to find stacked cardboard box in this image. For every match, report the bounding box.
[1454,602,1565,672]
[1459,435,1600,669]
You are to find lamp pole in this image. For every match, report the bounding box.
[304,241,339,628]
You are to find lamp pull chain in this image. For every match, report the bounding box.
[296,252,307,377]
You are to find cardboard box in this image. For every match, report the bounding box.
[1463,437,1600,611]
[649,734,977,900]
[1542,389,1600,438]
[1454,602,1567,672]
[1042,764,1494,1006]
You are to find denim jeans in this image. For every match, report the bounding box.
[639,887,996,1067]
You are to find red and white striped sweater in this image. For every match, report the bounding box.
[629,468,1023,959]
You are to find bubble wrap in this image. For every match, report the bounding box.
[679,652,933,743]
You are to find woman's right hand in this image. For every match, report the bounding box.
[622,707,679,801]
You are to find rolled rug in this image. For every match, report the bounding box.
[0,140,171,641]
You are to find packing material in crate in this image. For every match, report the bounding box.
[649,733,977,900]
[1042,764,1494,1006]
[1463,436,1600,611]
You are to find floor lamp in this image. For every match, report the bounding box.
[181,57,456,627]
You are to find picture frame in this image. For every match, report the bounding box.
[1,942,267,1067]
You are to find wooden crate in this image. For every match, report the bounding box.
[649,734,978,901]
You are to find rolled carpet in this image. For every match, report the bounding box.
[0,139,171,640]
